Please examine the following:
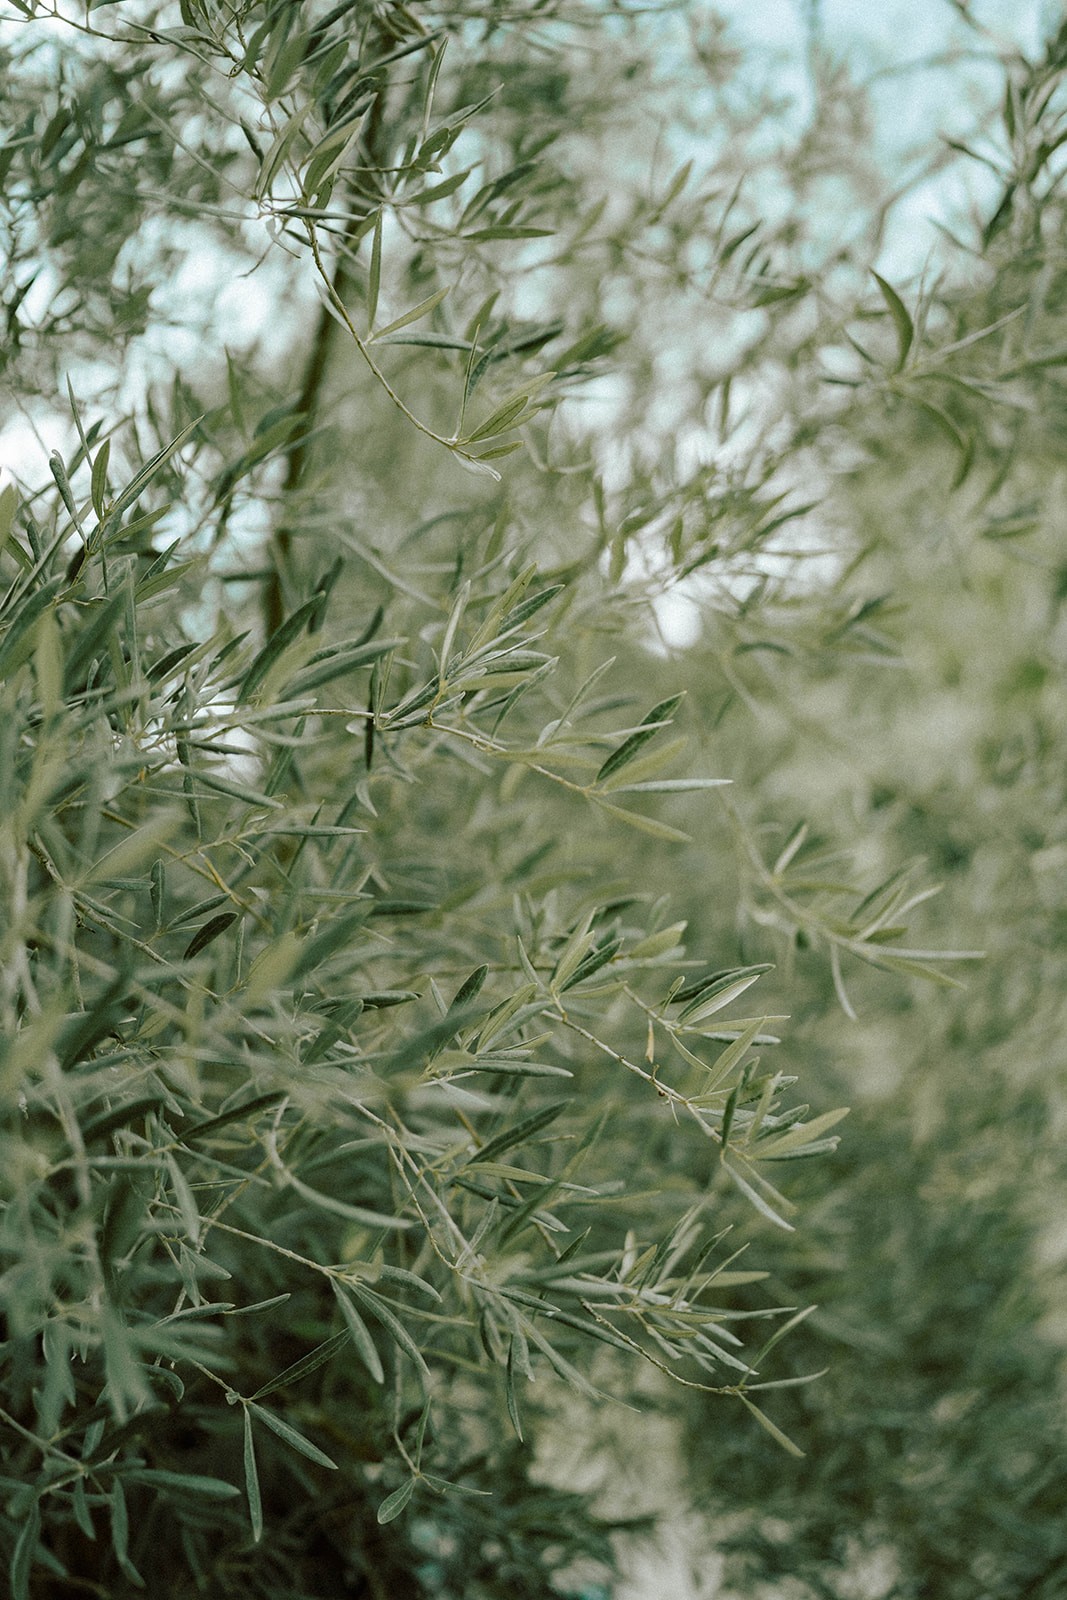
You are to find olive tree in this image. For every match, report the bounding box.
[0,3,1040,1598]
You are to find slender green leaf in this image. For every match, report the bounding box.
[0,480,18,553]
[331,1281,385,1384]
[189,771,283,811]
[872,271,914,370]
[348,1285,431,1382]
[465,1101,568,1168]
[9,1501,40,1600]
[125,1470,239,1499]
[109,1479,143,1587]
[238,595,325,701]
[407,166,473,205]
[676,966,774,1023]
[242,1407,263,1543]
[606,777,731,794]
[248,1403,338,1469]
[376,1477,415,1524]
[505,1337,524,1440]
[722,1162,795,1231]
[183,912,239,960]
[109,418,201,522]
[595,694,684,784]
[371,286,451,342]
[756,1107,849,1160]
[737,1393,806,1457]
[367,210,383,328]
[250,1330,351,1401]
[593,800,692,844]
[185,1091,287,1143]
[90,439,110,518]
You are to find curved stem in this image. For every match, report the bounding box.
[305,222,500,479]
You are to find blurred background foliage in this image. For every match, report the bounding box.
[1,1,1066,1597]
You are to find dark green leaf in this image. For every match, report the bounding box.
[367,210,383,327]
[250,1331,351,1401]
[109,1479,143,1587]
[90,439,111,518]
[872,271,914,371]
[184,1091,287,1143]
[82,1096,167,1146]
[183,913,239,960]
[595,694,684,784]
[465,1101,568,1168]
[450,964,489,1009]
[9,1502,40,1600]
[237,595,325,701]
[505,1338,524,1441]
[242,1407,263,1543]
[123,1470,239,1499]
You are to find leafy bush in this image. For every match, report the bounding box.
[0,4,858,1594]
